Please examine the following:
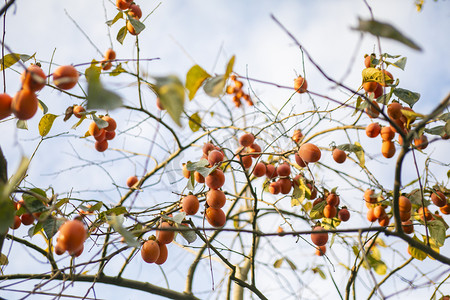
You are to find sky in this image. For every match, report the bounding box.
[1,0,449,299]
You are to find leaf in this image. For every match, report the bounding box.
[0,53,21,71]
[28,222,43,238]
[0,253,8,265]
[186,159,215,177]
[22,188,47,213]
[99,206,128,220]
[128,17,145,35]
[185,65,211,100]
[0,147,7,186]
[86,65,123,110]
[203,75,226,97]
[172,212,186,224]
[390,57,407,70]
[93,114,109,129]
[285,258,297,270]
[38,114,58,137]
[106,11,123,26]
[2,157,29,202]
[273,257,284,268]
[38,99,48,115]
[225,55,235,79]
[188,112,202,132]
[16,120,28,130]
[176,223,196,243]
[89,201,103,212]
[19,53,36,63]
[424,126,445,136]
[353,142,365,167]
[116,26,127,44]
[106,215,139,247]
[310,200,326,219]
[354,19,422,51]
[110,63,126,76]
[361,67,383,83]
[154,75,185,127]
[445,121,450,135]
[427,220,446,247]
[408,235,427,260]
[311,267,326,279]
[438,112,450,121]
[394,88,420,107]
[0,200,15,234]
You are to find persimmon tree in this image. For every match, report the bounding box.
[0,1,449,299]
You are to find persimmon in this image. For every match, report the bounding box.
[298,143,321,163]
[21,64,46,92]
[380,70,393,86]
[400,210,411,222]
[378,215,390,227]
[326,193,339,206]
[368,83,383,99]
[380,126,395,141]
[126,176,138,188]
[104,48,116,60]
[402,220,414,234]
[338,208,350,222]
[431,191,447,207]
[70,244,84,257]
[381,140,395,158]
[332,148,346,164]
[0,93,13,120]
[194,171,205,183]
[278,178,292,194]
[53,65,79,90]
[365,122,381,138]
[206,169,225,189]
[57,220,86,253]
[252,162,266,177]
[182,164,191,179]
[208,150,224,166]
[276,163,291,177]
[294,153,307,168]
[323,204,337,218]
[311,226,328,247]
[315,245,326,256]
[373,206,386,219]
[292,129,303,143]
[364,54,375,68]
[105,130,116,140]
[156,222,175,244]
[102,116,117,132]
[367,207,377,222]
[240,155,253,169]
[20,213,34,225]
[116,0,131,10]
[95,140,108,152]
[414,134,428,150]
[128,4,142,19]
[365,100,380,118]
[294,76,308,93]
[398,196,411,212]
[11,89,38,120]
[89,122,101,137]
[205,207,226,227]
[206,189,226,209]
[126,18,139,35]
[387,102,402,120]
[181,195,200,215]
[440,204,450,215]
[239,133,255,147]
[156,97,165,110]
[418,207,432,221]
[73,105,85,118]
[363,81,378,93]
[265,164,278,178]
[202,142,215,155]
[54,243,65,255]
[247,143,262,158]
[94,129,106,142]
[269,181,280,195]
[141,240,160,263]
[313,197,324,207]
[390,118,406,133]
[10,215,21,230]
[155,242,168,265]
[307,183,317,199]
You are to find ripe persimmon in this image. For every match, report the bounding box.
[182,164,191,179]
[298,143,321,163]
[370,82,383,99]
[21,213,34,225]
[338,208,350,222]
[102,116,117,132]
[181,195,200,215]
[399,196,411,212]
[418,207,432,221]
[326,193,339,206]
[88,122,101,137]
[10,215,21,230]
[73,105,85,118]
[21,64,46,92]
[381,140,395,158]
[431,191,446,207]
[208,150,224,166]
[105,130,116,140]
[104,48,116,60]
[414,135,428,150]
[141,240,160,263]
[54,243,65,255]
[53,65,79,90]
[239,133,255,147]
[247,143,261,158]
[202,142,215,155]
[373,206,386,220]
[402,220,414,234]
[380,70,393,86]
[277,178,292,194]
[294,76,308,93]
[294,153,307,167]
[378,215,390,227]
[269,181,280,195]
[276,163,291,177]
[128,4,142,19]
[206,189,226,209]
[205,207,226,227]
[126,176,138,188]
[194,171,205,183]
[380,126,395,141]
[0,93,13,120]
[363,81,378,93]
[366,123,381,138]
[156,222,175,244]
[440,204,450,215]
[323,204,337,218]
[387,102,402,120]
[292,129,303,143]
[315,245,326,256]
[11,89,38,120]
[155,242,168,265]
[252,162,266,177]
[116,0,131,10]
[400,210,411,222]
[57,220,86,253]
[365,100,380,118]
[95,140,108,152]
[311,226,328,247]
[364,54,375,68]
[94,129,106,142]
[265,164,278,178]
[332,148,346,163]
[126,19,138,35]
[206,169,225,190]
[367,207,377,222]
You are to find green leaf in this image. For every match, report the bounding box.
[2,157,29,202]
[445,121,450,135]
[203,75,226,97]
[42,217,65,240]
[38,99,49,115]
[22,188,47,213]
[93,114,109,129]
[185,65,211,100]
[89,201,103,212]
[394,88,420,107]
[352,96,363,116]
[176,223,196,244]
[0,200,15,234]
[285,257,297,270]
[390,57,407,70]
[0,53,21,71]
[438,112,450,121]
[0,147,7,186]
[188,112,202,132]
[424,126,445,136]
[354,19,422,51]
[19,53,36,63]
[186,159,215,178]
[273,257,284,268]
[367,254,387,275]
[16,120,28,130]
[110,63,126,76]
[311,267,326,279]
[38,114,58,137]
[428,220,446,247]
[186,172,195,191]
[116,26,127,44]
[128,17,145,35]
[99,206,128,220]
[28,222,43,238]
[86,65,123,110]
[106,11,123,26]
[291,186,304,207]
[310,200,325,219]
[154,75,185,127]
[107,215,139,247]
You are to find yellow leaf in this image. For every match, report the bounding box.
[38,114,58,137]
